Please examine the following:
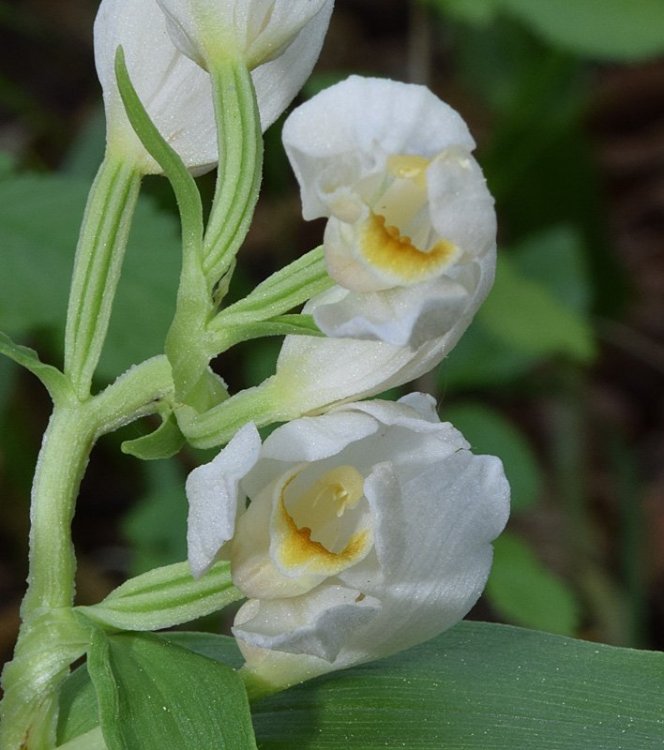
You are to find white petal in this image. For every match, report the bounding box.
[283,75,475,220]
[186,422,262,577]
[343,451,509,662]
[94,0,218,174]
[427,149,496,257]
[313,276,470,348]
[251,1,333,131]
[233,583,381,687]
[268,247,493,415]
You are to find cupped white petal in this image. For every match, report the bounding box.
[186,422,262,577]
[95,0,218,174]
[427,148,496,259]
[345,452,509,660]
[233,583,381,683]
[283,75,475,220]
[313,275,470,348]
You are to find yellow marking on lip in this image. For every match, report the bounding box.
[274,466,370,575]
[278,503,370,571]
[360,212,458,283]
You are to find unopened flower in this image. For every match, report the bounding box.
[283,75,496,349]
[186,394,509,689]
[156,0,334,71]
[94,0,333,174]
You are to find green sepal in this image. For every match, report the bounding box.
[0,330,70,403]
[114,46,203,255]
[87,630,257,750]
[210,314,323,352]
[121,413,185,461]
[211,246,331,328]
[76,560,242,633]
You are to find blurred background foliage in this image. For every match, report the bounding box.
[1,0,664,670]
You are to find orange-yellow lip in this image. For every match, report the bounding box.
[272,466,372,577]
[360,212,458,285]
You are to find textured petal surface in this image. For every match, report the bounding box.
[283,75,475,221]
[186,423,262,577]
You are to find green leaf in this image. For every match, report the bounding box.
[0,330,68,402]
[479,254,595,362]
[88,630,257,750]
[442,402,541,511]
[426,0,499,25]
[500,0,664,61]
[58,633,244,746]
[514,225,592,314]
[252,621,664,749]
[0,171,181,383]
[76,560,242,632]
[439,319,537,390]
[487,533,580,635]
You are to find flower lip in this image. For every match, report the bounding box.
[271,464,374,579]
[359,212,460,288]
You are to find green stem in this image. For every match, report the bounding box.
[0,402,95,749]
[64,155,141,399]
[0,360,175,749]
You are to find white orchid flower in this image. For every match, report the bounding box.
[186,394,509,690]
[94,0,333,174]
[282,75,496,349]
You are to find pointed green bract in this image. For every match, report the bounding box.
[88,630,257,750]
[77,561,241,632]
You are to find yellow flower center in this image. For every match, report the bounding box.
[273,466,372,576]
[357,153,460,285]
[360,213,458,284]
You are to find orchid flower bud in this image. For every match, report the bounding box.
[283,75,496,349]
[186,394,509,690]
[94,0,333,174]
[155,1,334,70]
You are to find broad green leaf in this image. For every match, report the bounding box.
[252,621,664,749]
[442,402,541,511]
[500,0,664,61]
[76,560,241,632]
[426,0,499,25]
[57,633,244,745]
[487,533,580,635]
[479,255,595,362]
[88,630,256,750]
[514,225,592,314]
[0,172,180,383]
[439,319,537,391]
